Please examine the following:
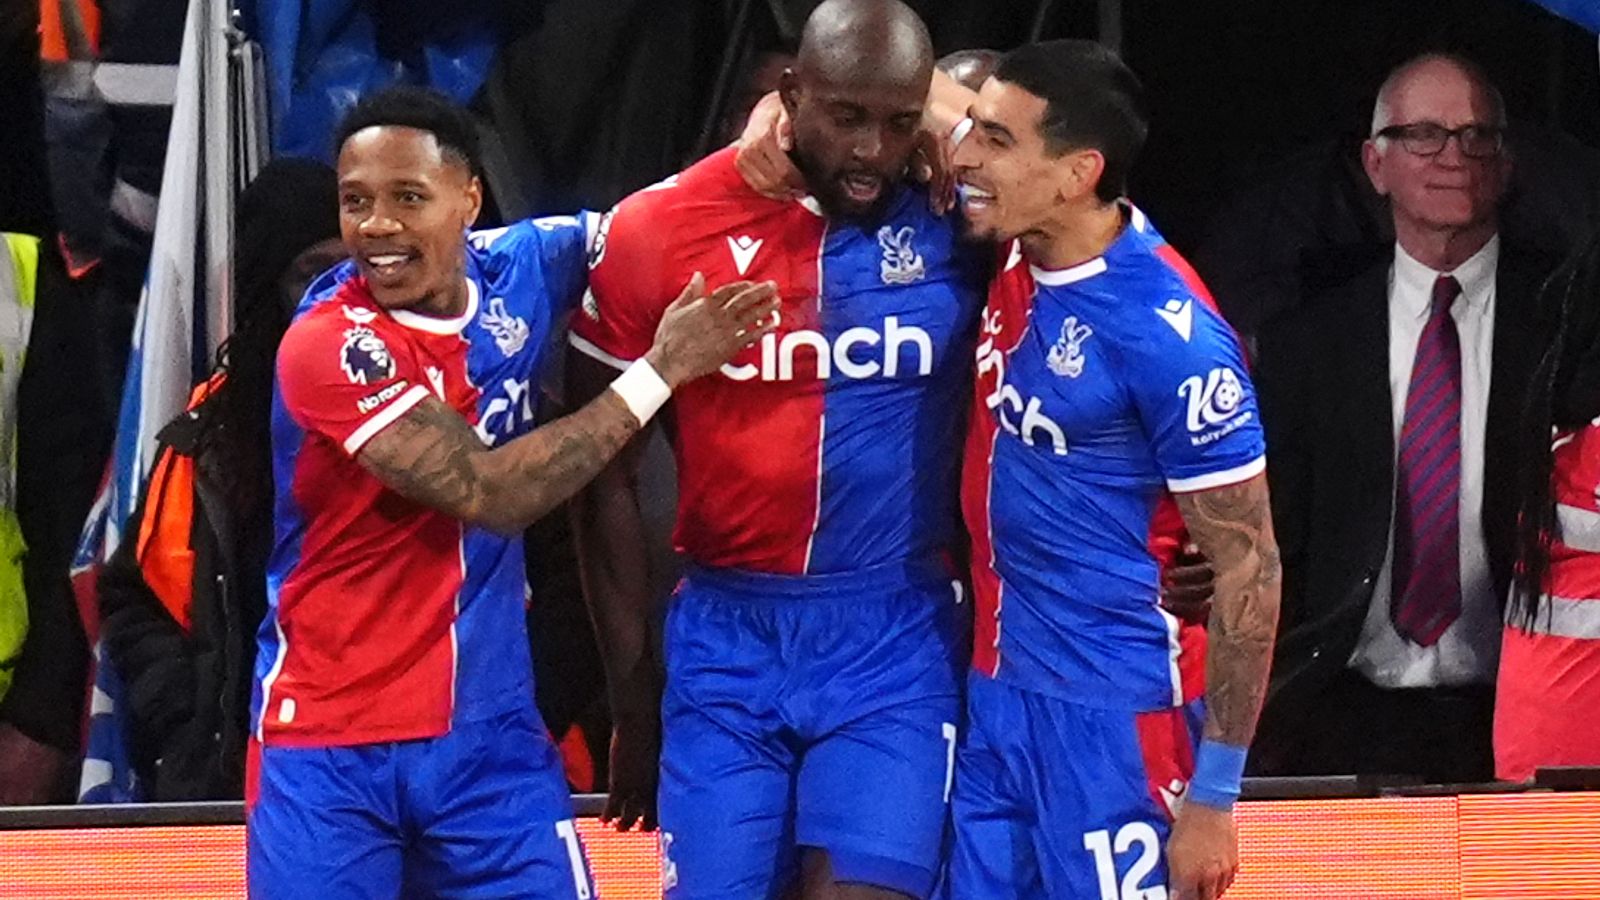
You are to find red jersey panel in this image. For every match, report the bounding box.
[262,284,471,745]
[257,212,594,746]
[570,148,981,574]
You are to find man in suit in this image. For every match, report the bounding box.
[1252,53,1554,783]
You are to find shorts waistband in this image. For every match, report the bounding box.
[682,557,951,602]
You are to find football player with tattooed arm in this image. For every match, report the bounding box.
[738,37,1278,900]
[247,86,777,900]
[928,43,1279,900]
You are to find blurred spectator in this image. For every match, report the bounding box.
[0,233,39,709]
[0,227,116,804]
[95,160,342,800]
[1498,232,1600,782]
[1252,53,1557,783]
[935,47,998,91]
[0,231,46,804]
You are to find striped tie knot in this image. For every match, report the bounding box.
[1431,274,1463,319]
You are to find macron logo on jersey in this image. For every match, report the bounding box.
[1156,298,1194,342]
[727,235,763,275]
[721,316,933,383]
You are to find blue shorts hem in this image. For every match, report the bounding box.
[827,848,936,899]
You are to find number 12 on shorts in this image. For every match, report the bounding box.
[1083,822,1167,900]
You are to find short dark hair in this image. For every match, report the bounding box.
[993,40,1147,204]
[333,85,482,174]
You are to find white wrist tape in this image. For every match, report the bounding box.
[609,359,672,426]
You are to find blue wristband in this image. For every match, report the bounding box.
[1187,740,1248,811]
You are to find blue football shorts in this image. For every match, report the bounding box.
[941,672,1205,899]
[247,702,595,900]
[658,558,966,899]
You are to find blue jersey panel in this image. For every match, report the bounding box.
[450,219,592,720]
[807,190,982,573]
[266,217,591,730]
[987,217,1265,710]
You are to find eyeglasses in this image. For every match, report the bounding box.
[1374,122,1504,159]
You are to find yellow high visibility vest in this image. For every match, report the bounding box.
[0,233,39,703]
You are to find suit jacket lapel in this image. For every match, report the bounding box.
[1339,260,1394,478]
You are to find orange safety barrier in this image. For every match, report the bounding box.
[3,794,1600,898]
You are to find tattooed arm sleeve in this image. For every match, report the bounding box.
[357,391,643,535]
[1174,472,1282,745]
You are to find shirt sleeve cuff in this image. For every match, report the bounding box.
[1165,455,1266,493]
[342,384,431,456]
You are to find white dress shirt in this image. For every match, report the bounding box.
[1348,236,1502,688]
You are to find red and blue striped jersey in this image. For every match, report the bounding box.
[962,207,1265,711]
[255,215,594,746]
[569,148,984,575]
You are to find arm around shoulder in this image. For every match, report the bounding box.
[354,276,780,534]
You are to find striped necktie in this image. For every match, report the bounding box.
[1391,274,1464,646]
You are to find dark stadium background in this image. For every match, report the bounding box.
[6,0,1596,255]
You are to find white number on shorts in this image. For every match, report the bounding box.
[941,722,957,803]
[661,831,679,892]
[555,819,593,899]
[1083,822,1168,900]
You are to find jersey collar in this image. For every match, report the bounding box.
[1029,257,1108,286]
[389,277,480,335]
[1026,202,1147,287]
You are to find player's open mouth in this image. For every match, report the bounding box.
[839,172,883,204]
[364,251,417,279]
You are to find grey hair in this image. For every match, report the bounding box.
[1370,52,1507,138]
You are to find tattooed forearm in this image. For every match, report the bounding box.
[1173,472,1281,747]
[358,390,642,533]
[361,398,493,511]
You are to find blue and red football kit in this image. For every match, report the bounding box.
[248,216,599,900]
[947,208,1266,898]
[570,148,983,899]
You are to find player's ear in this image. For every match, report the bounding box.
[779,68,801,117]
[1061,148,1105,204]
[461,174,484,229]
